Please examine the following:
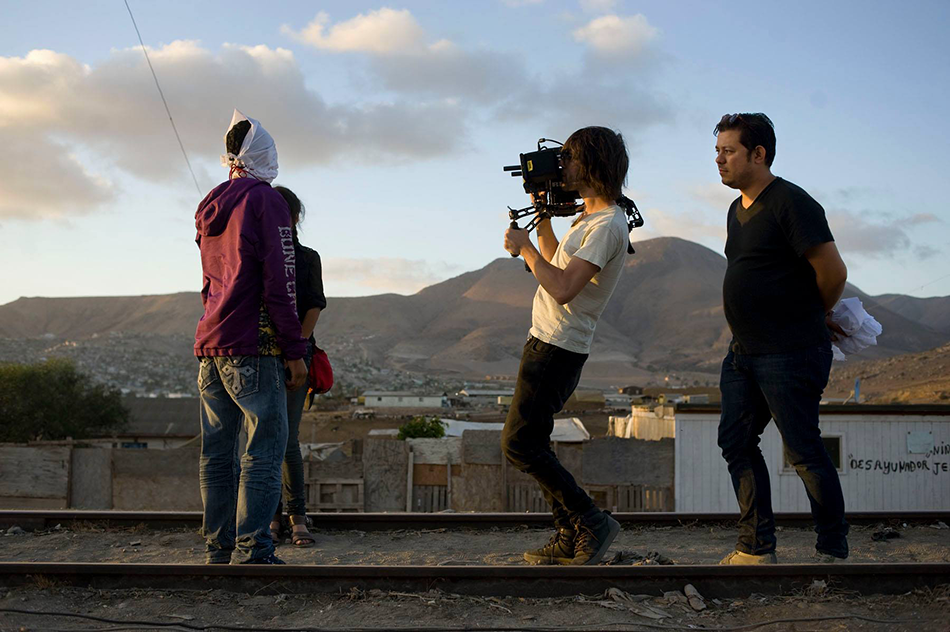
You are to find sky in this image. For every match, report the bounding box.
[1,0,949,305]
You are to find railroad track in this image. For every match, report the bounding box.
[3,510,947,598]
[1,561,948,598]
[3,510,947,531]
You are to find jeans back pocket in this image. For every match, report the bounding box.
[197,358,219,392]
[219,356,260,399]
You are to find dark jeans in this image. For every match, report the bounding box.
[277,343,313,519]
[501,336,595,529]
[718,343,849,558]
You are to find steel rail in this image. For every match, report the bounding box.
[2,510,947,531]
[1,561,947,598]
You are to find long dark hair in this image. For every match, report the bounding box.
[273,186,305,244]
[562,126,629,201]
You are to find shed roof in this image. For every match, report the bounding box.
[106,397,200,437]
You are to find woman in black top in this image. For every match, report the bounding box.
[271,186,327,547]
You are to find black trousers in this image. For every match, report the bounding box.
[718,343,849,558]
[501,336,595,528]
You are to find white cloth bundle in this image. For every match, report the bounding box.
[220,109,278,183]
[829,297,882,361]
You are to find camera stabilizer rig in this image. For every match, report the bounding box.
[503,139,645,256]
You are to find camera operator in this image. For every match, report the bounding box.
[502,126,629,565]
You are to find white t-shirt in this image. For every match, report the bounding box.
[529,205,628,354]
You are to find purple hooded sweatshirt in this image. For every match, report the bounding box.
[194,177,307,360]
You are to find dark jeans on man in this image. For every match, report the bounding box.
[718,342,849,558]
[501,336,596,528]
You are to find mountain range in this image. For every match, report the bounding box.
[2,237,948,388]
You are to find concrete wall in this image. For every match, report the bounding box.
[582,437,674,487]
[70,448,112,509]
[112,448,202,510]
[0,446,71,509]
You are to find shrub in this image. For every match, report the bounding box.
[0,359,129,442]
[397,415,445,440]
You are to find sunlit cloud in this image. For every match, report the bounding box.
[0,42,467,219]
[572,14,659,56]
[281,9,427,54]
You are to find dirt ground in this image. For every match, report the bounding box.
[2,521,949,566]
[0,577,947,631]
[2,522,949,631]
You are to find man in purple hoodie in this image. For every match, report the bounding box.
[194,111,307,564]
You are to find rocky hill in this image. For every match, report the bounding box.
[826,343,950,403]
[1,237,948,394]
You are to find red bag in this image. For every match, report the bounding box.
[305,346,333,410]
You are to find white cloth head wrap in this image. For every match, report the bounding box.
[220,109,278,183]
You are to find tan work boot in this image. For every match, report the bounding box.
[523,527,576,565]
[719,550,777,565]
[813,552,840,563]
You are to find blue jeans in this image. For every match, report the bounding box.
[718,343,849,558]
[501,337,596,529]
[198,356,288,564]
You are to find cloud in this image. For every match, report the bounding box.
[0,133,115,220]
[915,245,940,260]
[281,9,427,54]
[906,213,942,226]
[579,0,618,13]
[687,183,739,211]
[323,257,462,294]
[827,210,939,260]
[501,0,545,6]
[285,9,672,133]
[572,14,658,56]
[0,42,467,219]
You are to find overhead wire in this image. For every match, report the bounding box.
[123,0,202,196]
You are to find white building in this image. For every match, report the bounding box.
[675,405,950,512]
[362,391,447,408]
[458,389,514,406]
[609,405,676,441]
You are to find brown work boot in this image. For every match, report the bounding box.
[719,550,777,565]
[570,511,621,566]
[523,527,576,565]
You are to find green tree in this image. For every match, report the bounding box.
[0,359,129,442]
[397,415,445,440]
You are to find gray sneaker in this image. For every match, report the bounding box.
[523,527,576,565]
[570,512,621,566]
[719,550,777,565]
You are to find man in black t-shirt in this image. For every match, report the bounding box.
[713,113,850,564]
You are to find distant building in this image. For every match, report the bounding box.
[361,391,447,408]
[609,405,676,441]
[86,397,199,449]
[619,385,644,395]
[458,388,514,407]
[563,390,606,410]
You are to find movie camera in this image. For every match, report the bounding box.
[503,138,645,254]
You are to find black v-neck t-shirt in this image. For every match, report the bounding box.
[722,177,834,354]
